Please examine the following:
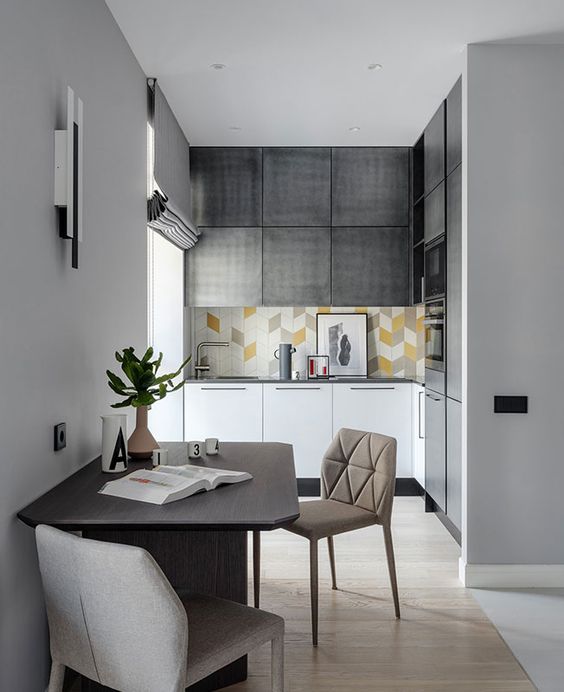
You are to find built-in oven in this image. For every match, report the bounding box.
[424,299,445,373]
[424,236,445,300]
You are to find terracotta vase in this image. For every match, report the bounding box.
[128,405,158,460]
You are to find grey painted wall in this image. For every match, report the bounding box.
[465,45,564,566]
[0,1,147,689]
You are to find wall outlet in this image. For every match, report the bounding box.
[54,422,66,451]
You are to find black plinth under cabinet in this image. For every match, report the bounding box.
[18,442,299,692]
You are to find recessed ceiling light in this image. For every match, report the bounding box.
[349,126,361,132]
[229,126,242,131]
[210,63,227,70]
[367,63,383,71]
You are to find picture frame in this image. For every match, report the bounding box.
[316,313,368,378]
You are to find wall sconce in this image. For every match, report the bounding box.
[54,86,83,268]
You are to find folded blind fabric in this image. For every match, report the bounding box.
[147,79,200,249]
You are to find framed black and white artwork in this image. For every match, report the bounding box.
[316,313,368,378]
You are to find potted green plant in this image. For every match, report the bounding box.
[107,347,190,459]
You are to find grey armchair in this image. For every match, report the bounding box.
[254,428,400,646]
[36,525,284,692]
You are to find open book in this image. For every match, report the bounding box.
[99,464,252,505]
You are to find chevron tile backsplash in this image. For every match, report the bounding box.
[193,306,425,378]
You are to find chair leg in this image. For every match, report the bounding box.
[383,524,400,619]
[309,539,319,646]
[253,530,261,608]
[271,633,284,692]
[327,535,337,590]
[47,661,65,692]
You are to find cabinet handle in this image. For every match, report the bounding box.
[426,393,441,401]
[418,391,424,439]
[275,387,321,390]
[200,387,247,391]
[349,387,395,391]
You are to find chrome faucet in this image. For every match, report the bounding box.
[194,341,230,379]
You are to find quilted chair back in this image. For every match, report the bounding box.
[321,428,397,525]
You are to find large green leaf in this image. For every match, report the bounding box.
[111,395,134,409]
[141,347,154,363]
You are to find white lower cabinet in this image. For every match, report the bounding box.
[332,383,413,477]
[412,384,425,488]
[263,384,333,477]
[184,381,422,480]
[184,383,263,442]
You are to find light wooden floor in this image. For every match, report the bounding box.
[232,497,534,692]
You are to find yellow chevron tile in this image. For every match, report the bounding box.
[392,313,405,332]
[244,307,256,319]
[379,357,393,375]
[355,307,368,313]
[293,327,306,346]
[380,328,392,346]
[207,312,220,333]
[405,342,417,362]
[317,306,331,313]
[416,315,425,333]
[244,342,256,361]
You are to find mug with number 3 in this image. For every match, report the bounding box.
[188,441,203,459]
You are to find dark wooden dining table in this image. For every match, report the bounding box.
[18,441,299,692]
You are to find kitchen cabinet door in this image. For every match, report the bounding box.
[263,227,331,306]
[412,384,425,488]
[263,384,333,478]
[446,165,462,402]
[184,383,263,442]
[424,180,445,244]
[425,390,446,511]
[190,147,262,227]
[332,383,412,477]
[446,397,462,531]
[446,77,462,177]
[331,148,409,226]
[332,227,409,306]
[424,103,445,195]
[186,227,262,306]
[263,148,331,226]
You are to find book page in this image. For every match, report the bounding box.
[157,465,250,484]
[99,469,203,504]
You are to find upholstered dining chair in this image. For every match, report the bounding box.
[36,525,284,692]
[253,428,400,646]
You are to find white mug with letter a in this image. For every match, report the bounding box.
[205,438,220,455]
[188,440,204,459]
[101,414,128,473]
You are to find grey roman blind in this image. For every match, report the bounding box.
[147,79,200,249]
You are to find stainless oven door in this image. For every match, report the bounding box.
[425,302,445,372]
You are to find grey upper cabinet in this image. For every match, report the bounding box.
[446,397,462,533]
[332,227,409,306]
[424,103,445,195]
[446,77,462,176]
[425,390,446,512]
[186,227,262,306]
[263,227,330,306]
[424,180,445,243]
[446,165,462,402]
[190,148,262,227]
[331,148,409,227]
[263,148,331,226]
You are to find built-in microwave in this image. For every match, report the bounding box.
[424,236,445,300]
[424,299,445,373]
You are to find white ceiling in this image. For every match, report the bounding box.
[106,0,564,146]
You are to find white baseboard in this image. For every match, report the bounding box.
[460,558,564,587]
